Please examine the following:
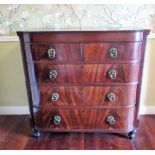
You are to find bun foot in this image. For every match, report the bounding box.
[32,128,41,137]
[128,129,136,139]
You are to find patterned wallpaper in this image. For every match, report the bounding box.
[0,4,155,36]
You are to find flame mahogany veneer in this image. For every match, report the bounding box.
[27,63,139,83]
[17,30,149,138]
[31,85,137,107]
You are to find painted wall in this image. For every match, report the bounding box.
[0,42,28,106]
[141,38,155,106]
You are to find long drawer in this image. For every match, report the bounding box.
[31,85,137,107]
[27,63,140,84]
[34,106,135,131]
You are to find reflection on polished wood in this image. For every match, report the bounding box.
[28,43,82,62]
[30,85,137,107]
[83,42,142,61]
[0,115,155,150]
[27,63,140,84]
[34,107,134,131]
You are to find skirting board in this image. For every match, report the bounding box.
[0,106,29,115]
[0,106,154,115]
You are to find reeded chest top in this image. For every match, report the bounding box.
[17,29,149,138]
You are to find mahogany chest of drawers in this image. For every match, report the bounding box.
[17,29,149,139]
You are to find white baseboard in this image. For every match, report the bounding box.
[140,106,155,115]
[0,105,154,115]
[0,106,29,115]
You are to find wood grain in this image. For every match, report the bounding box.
[20,31,144,43]
[83,85,137,106]
[83,63,140,83]
[0,116,30,150]
[83,42,142,61]
[25,43,82,62]
[0,115,155,150]
[25,132,85,150]
[133,115,155,150]
[84,133,136,150]
[28,63,83,83]
[31,85,83,106]
[27,63,140,84]
[30,85,137,107]
[34,106,135,131]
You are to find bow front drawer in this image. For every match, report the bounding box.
[34,106,134,131]
[31,85,137,107]
[27,63,139,84]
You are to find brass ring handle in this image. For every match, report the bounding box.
[109,47,118,59]
[106,115,115,125]
[108,69,117,79]
[51,92,59,102]
[53,115,61,125]
[107,92,116,101]
[49,70,57,79]
[47,48,56,59]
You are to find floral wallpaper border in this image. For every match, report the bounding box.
[0,4,155,36]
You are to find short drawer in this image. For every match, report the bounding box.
[27,63,83,83]
[34,106,134,131]
[31,85,137,107]
[25,43,82,62]
[83,63,139,83]
[83,42,142,61]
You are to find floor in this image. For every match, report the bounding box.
[0,115,155,150]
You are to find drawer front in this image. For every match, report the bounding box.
[31,86,83,106]
[83,63,139,83]
[28,63,83,83]
[83,42,142,61]
[34,107,134,130]
[83,85,137,106]
[28,63,139,84]
[25,43,82,62]
[31,85,137,106]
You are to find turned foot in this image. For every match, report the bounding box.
[32,128,41,137]
[128,129,136,139]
